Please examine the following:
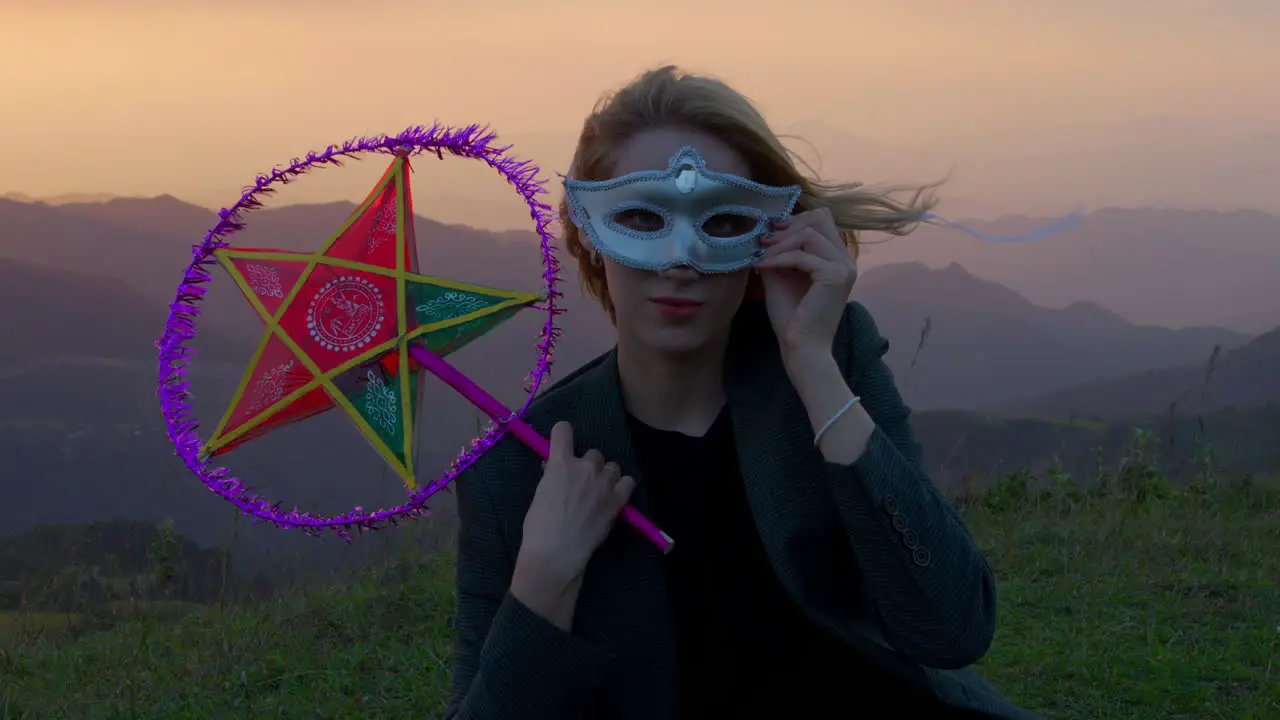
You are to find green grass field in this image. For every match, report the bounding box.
[965,475,1279,719]
[0,613,80,644]
[1,475,1276,720]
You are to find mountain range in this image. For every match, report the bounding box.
[1,192,1277,569]
[858,207,1280,333]
[3,195,1273,409]
[0,257,249,371]
[1006,325,1280,420]
[852,262,1245,409]
[7,187,1280,333]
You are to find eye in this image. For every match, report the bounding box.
[701,213,758,239]
[611,208,667,233]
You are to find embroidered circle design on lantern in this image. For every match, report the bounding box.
[306,277,385,352]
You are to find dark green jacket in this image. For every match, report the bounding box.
[446,301,1039,719]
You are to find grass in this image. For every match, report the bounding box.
[0,613,80,644]
[0,557,458,720]
[1,476,1277,719]
[965,476,1280,719]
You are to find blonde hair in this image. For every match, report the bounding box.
[559,65,939,320]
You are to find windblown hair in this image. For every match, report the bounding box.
[559,65,940,320]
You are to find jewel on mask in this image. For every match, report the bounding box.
[675,166,698,194]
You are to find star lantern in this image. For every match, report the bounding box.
[204,153,540,489]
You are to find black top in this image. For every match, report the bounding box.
[627,405,983,719]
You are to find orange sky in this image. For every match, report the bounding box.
[2,0,1278,228]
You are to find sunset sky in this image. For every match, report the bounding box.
[3,0,1278,229]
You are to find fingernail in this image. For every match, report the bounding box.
[771,218,790,230]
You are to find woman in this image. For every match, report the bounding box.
[446,66,1038,720]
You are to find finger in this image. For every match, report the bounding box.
[810,208,844,250]
[754,249,830,276]
[772,209,843,251]
[761,228,843,262]
[600,461,622,481]
[548,421,574,462]
[612,475,637,507]
[581,448,605,471]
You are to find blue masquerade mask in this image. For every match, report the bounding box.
[563,147,802,274]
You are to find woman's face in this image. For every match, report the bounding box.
[599,126,753,357]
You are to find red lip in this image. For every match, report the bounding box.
[650,297,704,307]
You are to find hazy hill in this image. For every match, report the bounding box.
[859,207,1280,333]
[854,262,1246,410]
[0,198,248,344]
[0,257,249,369]
[21,192,1280,333]
[0,198,182,289]
[2,195,1260,414]
[1007,325,1280,420]
[0,195,614,395]
[60,193,213,240]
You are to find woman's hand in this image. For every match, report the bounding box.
[511,421,636,630]
[755,207,858,365]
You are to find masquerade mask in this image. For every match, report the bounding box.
[563,147,802,274]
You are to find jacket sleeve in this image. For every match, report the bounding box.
[445,446,615,719]
[823,301,998,669]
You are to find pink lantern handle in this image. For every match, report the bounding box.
[408,343,674,554]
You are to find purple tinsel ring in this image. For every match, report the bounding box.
[156,124,563,541]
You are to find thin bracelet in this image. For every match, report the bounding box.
[814,394,861,447]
